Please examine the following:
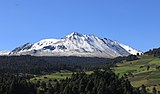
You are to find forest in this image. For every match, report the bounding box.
[0,69,151,94]
[0,55,154,94]
[0,55,125,74]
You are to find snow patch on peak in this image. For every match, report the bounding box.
[36,39,60,45]
[30,39,60,50]
[65,32,83,38]
[0,50,10,55]
[118,43,142,55]
[9,43,33,54]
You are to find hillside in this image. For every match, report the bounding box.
[113,55,160,92]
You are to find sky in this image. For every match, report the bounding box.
[0,0,160,52]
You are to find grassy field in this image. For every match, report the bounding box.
[113,55,160,92]
[30,72,72,83]
[30,71,93,83]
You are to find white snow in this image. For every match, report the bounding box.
[0,50,10,55]
[30,39,60,50]
[118,43,142,55]
[10,32,142,58]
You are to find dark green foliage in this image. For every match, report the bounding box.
[140,84,147,94]
[36,69,139,94]
[145,48,160,57]
[0,66,148,94]
[152,87,157,94]
[156,65,160,70]
[0,55,145,94]
[147,65,150,71]
[126,55,138,61]
[0,74,36,94]
[41,81,47,90]
[0,55,126,74]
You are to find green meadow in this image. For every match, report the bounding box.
[30,71,93,83]
[113,55,160,92]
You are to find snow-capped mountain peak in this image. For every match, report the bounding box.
[66,32,83,38]
[9,32,142,58]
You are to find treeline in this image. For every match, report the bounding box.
[125,55,139,61]
[0,56,78,74]
[145,48,160,57]
[0,55,138,75]
[0,55,124,74]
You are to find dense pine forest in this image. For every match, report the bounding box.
[0,74,36,94]
[0,69,149,94]
[0,55,125,74]
[0,55,153,94]
[35,69,141,94]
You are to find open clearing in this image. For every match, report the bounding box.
[30,71,93,83]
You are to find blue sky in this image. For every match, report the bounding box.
[0,0,160,52]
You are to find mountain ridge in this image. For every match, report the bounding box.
[6,32,142,58]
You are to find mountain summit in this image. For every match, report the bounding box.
[9,32,142,58]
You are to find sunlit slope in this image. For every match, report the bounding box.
[113,55,160,91]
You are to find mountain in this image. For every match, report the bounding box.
[0,50,10,56]
[9,32,142,58]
